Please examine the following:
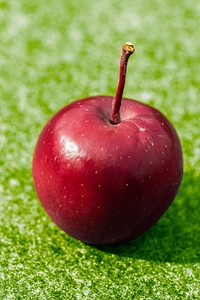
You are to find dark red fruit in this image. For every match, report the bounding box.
[32,43,183,244]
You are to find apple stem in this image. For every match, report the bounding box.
[110,42,135,125]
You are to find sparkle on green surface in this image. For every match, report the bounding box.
[0,0,200,299]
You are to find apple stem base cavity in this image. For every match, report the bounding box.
[32,42,183,245]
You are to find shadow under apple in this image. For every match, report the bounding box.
[94,170,199,264]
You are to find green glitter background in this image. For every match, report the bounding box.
[0,0,200,299]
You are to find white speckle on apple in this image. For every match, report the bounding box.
[116,146,119,149]
[67,163,71,167]
[95,170,98,175]
[81,183,84,187]
[100,147,104,151]
[128,155,131,158]
[151,142,154,146]
[81,195,84,198]
[149,161,152,165]
[149,175,152,179]
[162,160,165,163]
[139,127,146,132]
[64,195,67,199]
[98,184,101,188]
[76,210,79,213]
[125,183,129,187]
[120,156,122,160]
[85,120,89,123]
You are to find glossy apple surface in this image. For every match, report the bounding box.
[32,95,183,244]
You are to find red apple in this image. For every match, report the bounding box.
[32,43,183,244]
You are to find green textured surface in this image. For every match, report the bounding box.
[0,0,200,299]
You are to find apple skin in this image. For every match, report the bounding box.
[32,95,183,244]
